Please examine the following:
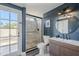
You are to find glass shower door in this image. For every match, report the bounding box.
[26,15,42,50]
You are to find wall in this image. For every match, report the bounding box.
[44,3,79,41]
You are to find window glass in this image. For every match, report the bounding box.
[0,10,19,55]
[0,10,9,20]
[11,12,17,21]
[0,20,9,37]
[10,37,18,53]
[10,43,18,53]
[0,38,9,46]
[1,46,9,55]
[10,21,17,29]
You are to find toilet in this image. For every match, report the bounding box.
[37,36,49,55]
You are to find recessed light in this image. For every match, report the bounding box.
[65,9,72,13]
[58,12,62,15]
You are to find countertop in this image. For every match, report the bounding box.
[49,37,79,46]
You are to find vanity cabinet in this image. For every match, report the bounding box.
[49,42,60,56]
[49,39,79,56]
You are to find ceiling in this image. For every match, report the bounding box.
[14,3,63,17]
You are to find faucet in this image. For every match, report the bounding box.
[62,34,64,39]
[66,34,68,40]
[66,34,70,40]
[68,34,70,39]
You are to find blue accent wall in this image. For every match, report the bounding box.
[44,3,79,41]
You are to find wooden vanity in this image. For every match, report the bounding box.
[49,38,79,56]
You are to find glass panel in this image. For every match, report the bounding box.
[27,32,41,49]
[0,20,9,37]
[26,18,36,32]
[10,29,18,36]
[10,37,18,44]
[10,21,17,29]
[10,13,18,53]
[0,10,9,56]
[0,38,9,46]
[0,10,9,20]
[0,46,9,55]
[0,38,9,55]
[26,16,42,50]
[10,21,18,37]
[10,44,18,53]
[0,4,21,55]
[10,37,18,52]
[11,12,17,21]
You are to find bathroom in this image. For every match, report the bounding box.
[0,3,79,56]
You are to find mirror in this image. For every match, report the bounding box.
[56,15,79,34]
[56,19,68,34]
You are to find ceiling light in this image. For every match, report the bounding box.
[65,9,72,13]
[58,12,62,15]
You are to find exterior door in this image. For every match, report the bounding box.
[0,5,22,56]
